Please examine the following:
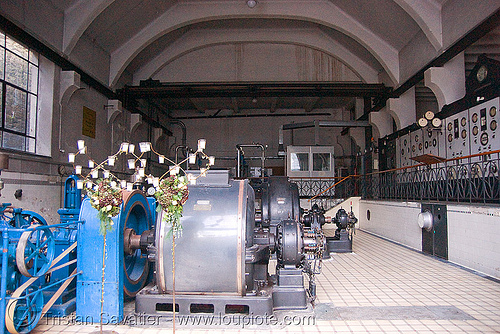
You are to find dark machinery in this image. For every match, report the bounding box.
[134,172,325,315]
[327,207,357,253]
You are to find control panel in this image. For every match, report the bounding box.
[444,109,470,160]
[469,97,499,162]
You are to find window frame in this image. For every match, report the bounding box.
[0,31,39,153]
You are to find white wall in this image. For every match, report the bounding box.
[358,200,500,279]
[358,200,423,251]
[447,204,500,279]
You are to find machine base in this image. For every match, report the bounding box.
[136,284,274,316]
[326,231,353,253]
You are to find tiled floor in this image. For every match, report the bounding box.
[31,229,500,333]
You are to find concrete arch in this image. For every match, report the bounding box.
[63,0,115,54]
[109,1,399,87]
[134,28,379,84]
[393,0,442,50]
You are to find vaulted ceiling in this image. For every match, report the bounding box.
[2,0,499,116]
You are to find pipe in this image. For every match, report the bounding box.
[236,144,266,178]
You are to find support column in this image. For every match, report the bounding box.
[424,52,466,110]
[369,110,393,138]
[387,87,416,130]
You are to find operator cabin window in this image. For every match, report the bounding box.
[291,152,309,171]
[313,153,330,172]
[0,31,39,153]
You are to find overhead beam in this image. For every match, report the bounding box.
[270,97,279,113]
[231,97,239,114]
[117,82,392,99]
[283,120,370,130]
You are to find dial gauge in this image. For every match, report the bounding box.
[472,113,478,123]
[432,118,442,127]
[477,65,488,83]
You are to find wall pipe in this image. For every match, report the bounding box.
[236,144,266,178]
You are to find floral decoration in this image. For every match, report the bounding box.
[154,175,189,236]
[86,178,123,235]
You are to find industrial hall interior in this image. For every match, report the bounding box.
[0,1,499,333]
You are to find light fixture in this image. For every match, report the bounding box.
[197,139,206,151]
[120,142,130,153]
[139,142,151,153]
[247,0,257,8]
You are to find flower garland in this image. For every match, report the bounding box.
[85,178,123,235]
[154,176,189,237]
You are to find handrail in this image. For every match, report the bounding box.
[305,149,500,201]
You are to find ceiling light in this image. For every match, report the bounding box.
[247,0,257,8]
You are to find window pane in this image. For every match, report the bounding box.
[3,131,25,151]
[27,93,37,137]
[6,51,28,88]
[5,85,27,133]
[291,153,309,171]
[313,153,330,171]
[29,50,38,66]
[6,36,28,59]
[0,48,4,80]
[26,137,36,153]
[28,63,38,93]
[0,31,5,46]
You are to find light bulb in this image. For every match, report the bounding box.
[140,159,147,168]
[126,183,133,191]
[77,140,85,150]
[153,178,159,187]
[103,170,110,178]
[138,168,145,177]
[91,170,99,178]
[108,156,115,166]
[121,180,127,188]
[170,166,179,176]
[247,0,257,8]
[128,159,136,169]
[158,156,165,164]
[128,144,135,154]
[86,181,93,188]
[120,142,129,153]
[76,180,83,189]
[88,160,95,168]
[197,139,206,151]
[189,153,196,164]
[75,165,82,175]
[139,142,151,153]
[68,153,75,163]
[209,156,215,166]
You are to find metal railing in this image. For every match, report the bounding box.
[295,150,500,205]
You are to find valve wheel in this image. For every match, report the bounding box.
[5,289,44,334]
[16,226,55,277]
[9,211,48,228]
